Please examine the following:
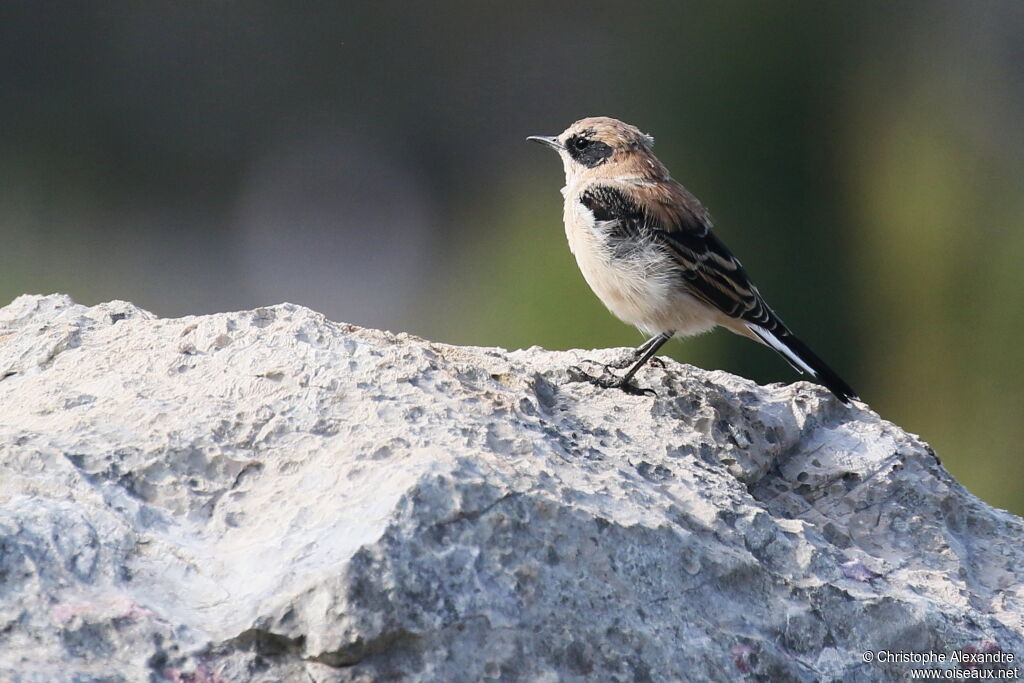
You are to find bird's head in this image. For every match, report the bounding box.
[528,116,662,184]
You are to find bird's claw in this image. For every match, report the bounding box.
[603,377,658,397]
[601,356,635,371]
[565,365,658,397]
[600,352,666,372]
[565,364,593,381]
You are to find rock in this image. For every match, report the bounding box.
[0,293,1021,682]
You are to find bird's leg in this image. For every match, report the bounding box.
[602,332,672,371]
[604,332,673,392]
[568,332,673,397]
[637,332,669,356]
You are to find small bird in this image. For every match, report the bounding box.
[528,116,858,404]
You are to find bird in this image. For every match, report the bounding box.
[527,116,858,404]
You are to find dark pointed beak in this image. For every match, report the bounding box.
[527,135,563,151]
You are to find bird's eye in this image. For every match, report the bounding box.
[566,133,612,167]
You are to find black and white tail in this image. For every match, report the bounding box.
[748,324,859,405]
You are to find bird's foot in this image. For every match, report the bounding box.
[602,375,659,397]
[601,355,637,371]
[601,353,667,372]
[566,365,658,397]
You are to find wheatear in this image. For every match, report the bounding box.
[528,116,858,404]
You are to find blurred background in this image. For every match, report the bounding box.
[2,3,1022,513]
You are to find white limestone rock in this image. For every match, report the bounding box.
[0,294,1021,682]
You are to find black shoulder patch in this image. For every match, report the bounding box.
[579,186,649,241]
[580,185,637,221]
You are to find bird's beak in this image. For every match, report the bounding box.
[527,135,563,151]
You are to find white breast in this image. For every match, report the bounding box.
[562,195,718,338]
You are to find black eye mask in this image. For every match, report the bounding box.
[566,134,613,168]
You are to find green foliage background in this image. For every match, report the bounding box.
[2,3,1022,512]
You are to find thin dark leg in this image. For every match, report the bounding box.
[614,331,672,387]
[603,332,672,371]
[566,331,674,396]
[635,334,665,356]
